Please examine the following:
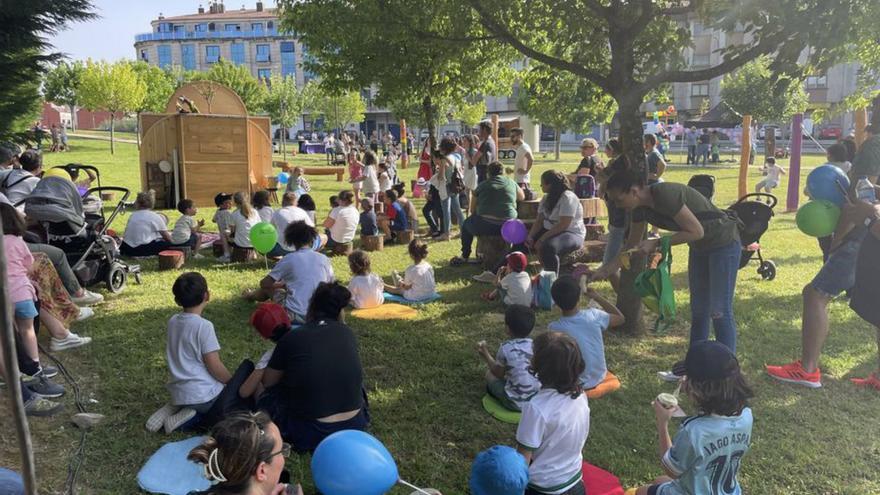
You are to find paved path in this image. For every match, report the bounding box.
[68,132,138,144]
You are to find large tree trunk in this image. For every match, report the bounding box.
[613,97,647,336]
[554,127,561,161]
[110,114,115,155]
[422,95,437,149]
[69,104,78,131]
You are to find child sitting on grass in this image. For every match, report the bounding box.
[548,276,624,390]
[385,239,436,301]
[297,194,317,225]
[469,445,529,495]
[517,331,590,495]
[481,252,532,306]
[212,192,233,261]
[347,250,385,309]
[239,303,292,400]
[147,272,232,434]
[171,198,204,258]
[285,166,311,194]
[359,199,378,236]
[636,341,754,495]
[385,189,408,240]
[252,190,274,223]
[476,304,540,411]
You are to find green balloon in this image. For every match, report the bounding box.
[249,222,278,254]
[796,200,840,237]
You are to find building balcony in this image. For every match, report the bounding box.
[134,29,290,43]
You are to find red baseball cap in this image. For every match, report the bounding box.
[506,251,527,272]
[250,303,291,339]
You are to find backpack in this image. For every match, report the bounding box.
[531,270,557,310]
[573,175,596,199]
[634,236,675,333]
[448,160,466,195]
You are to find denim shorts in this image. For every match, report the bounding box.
[14,300,38,319]
[811,229,867,298]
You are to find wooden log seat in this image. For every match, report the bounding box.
[517,199,542,220]
[212,240,226,257]
[158,250,185,270]
[232,246,258,263]
[330,241,353,256]
[476,236,511,272]
[584,223,606,241]
[361,235,384,252]
[559,240,607,272]
[395,230,415,245]
[301,166,345,182]
[580,198,607,218]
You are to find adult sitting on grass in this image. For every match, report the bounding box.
[451,161,523,267]
[592,170,741,379]
[188,412,302,495]
[322,190,359,251]
[120,191,184,257]
[258,282,369,452]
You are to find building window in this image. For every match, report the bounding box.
[225,24,240,32]
[267,21,274,29]
[251,23,264,33]
[258,69,272,81]
[280,42,296,78]
[140,49,149,62]
[173,24,186,33]
[157,22,172,33]
[195,23,208,32]
[181,44,196,70]
[691,83,710,97]
[691,54,710,66]
[806,75,828,89]
[231,43,246,65]
[256,44,270,62]
[157,45,172,68]
[206,45,220,63]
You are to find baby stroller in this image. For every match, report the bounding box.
[729,193,777,281]
[24,167,141,293]
[687,174,716,201]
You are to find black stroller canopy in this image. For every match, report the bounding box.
[24,176,85,234]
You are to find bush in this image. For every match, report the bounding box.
[97,116,138,133]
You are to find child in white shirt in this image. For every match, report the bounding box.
[352,151,381,204]
[516,331,590,495]
[212,193,233,261]
[482,251,533,306]
[477,304,541,411]
[252,190,274,223]
[385,239,436,301]
[755,157,786,194]
[347,250,385,309]
[171,198,204,258]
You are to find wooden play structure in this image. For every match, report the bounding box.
[139,81,272,208]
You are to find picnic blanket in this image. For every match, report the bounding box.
[137,436,210,495]
[351,303,418,320]
[382,292,442,305]
[582,461,625,495]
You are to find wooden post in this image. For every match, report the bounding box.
[400,119,408,169]
[0,230,38,494]
[855,108,868,149]
[738,115,752,198]
[786,113,804,212]
[491,114,500,149]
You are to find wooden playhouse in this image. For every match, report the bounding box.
[139,81,273,208]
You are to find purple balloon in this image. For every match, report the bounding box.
[501,219,527,244]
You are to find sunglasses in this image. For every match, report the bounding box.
[269,442,291,460]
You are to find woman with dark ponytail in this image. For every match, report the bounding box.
[523,170,586,273]
[188,411,302,495]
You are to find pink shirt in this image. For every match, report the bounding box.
[349,161,363,180]
[4,235,36,303]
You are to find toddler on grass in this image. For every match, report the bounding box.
[347,250,385,309]
[482,251,532,306]
[385,239,436,301]
[171,198,204,258]
[239,302,292,400]
[476,304,541,411]
[359,199,379,236]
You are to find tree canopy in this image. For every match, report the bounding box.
[719,57,808,124]
[79,60,146,154]
[43,61,87,130]
[310,89,367,133]
[187,60,267,113]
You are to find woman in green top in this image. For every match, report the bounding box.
[592,169,742,357]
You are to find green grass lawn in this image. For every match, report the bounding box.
[3,138,879,494]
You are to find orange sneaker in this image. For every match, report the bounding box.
[850,373,880,391]
[765,361,822,388]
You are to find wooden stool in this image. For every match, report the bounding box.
[361,235,384,252]
[396,230,415,244]
[584,223,606,241]
[476,236,510,271]
[267,187,279,204]
[517,199,541,220]
[232,246,257,263]
[331,242,353,256]
[212,240,226,257]
[158,250,185,270]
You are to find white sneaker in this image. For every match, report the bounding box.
[472,271,497,284]
[71,289,103,306]
[391,270,401,287]
[164,407,196,433]
[217,254,231,263]
[657,370,683,383]
[50,332,92,352]
[193,253,205,259]
[146,404,180,433]
[76,307,94,322]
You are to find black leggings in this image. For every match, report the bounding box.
[121,235,196,257]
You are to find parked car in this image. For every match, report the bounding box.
[818,127,843,140]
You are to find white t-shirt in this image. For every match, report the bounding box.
[165,313,225,406]
[500,271,533,307]
[257,206,274,223]
[231,209,260,247]
[0,169,40,206]
[378,171,392,193]
[171,215,197,244]
[328,205,359,243]
[268,248,335,318]
[362,165,380,194]
[272,206,313,250]
[496,338,541,405]
[124,209,168,247]
[541,191,586,239]
[514,142,533,184]
[348,273,385,309]
[516,389,590,494]
[213,208,233,234]
[403,261,436,301]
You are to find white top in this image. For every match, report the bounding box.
[328,205,360,243]
[212,208,233,234]
[231,209,260,247]
[171,215,197,245]
[496,338,541,404]
[165,313,225,406]
[514,142,533,184]
[0,169,40,207]
[307,211,317,225]
[829,160,852,174]
[272,206,313,250]
[268,248,335,317]
[403,261,436,301]
[348,273,385,309]
[763,164,784,183]
[540,191,586,239]
[500,271,533,307]
[362,165,380,194]
[124,209,168,247]
[257,206,274,223]
[516,389,590,494]
[378,171,392,193]
[255,347,275,370]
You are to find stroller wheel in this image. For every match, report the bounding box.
[759,260,776,281]
[107,263,127,293]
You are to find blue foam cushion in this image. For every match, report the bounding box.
[382,292,442,305]
[137,436,211,495]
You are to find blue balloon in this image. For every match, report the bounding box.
[806,165,850,206]
[277,172,290,185]
[311,430,399,495]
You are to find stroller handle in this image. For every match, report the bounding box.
[735,193,777,209]
[84,186,130,202]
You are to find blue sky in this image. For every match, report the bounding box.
[49,0,215,62]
